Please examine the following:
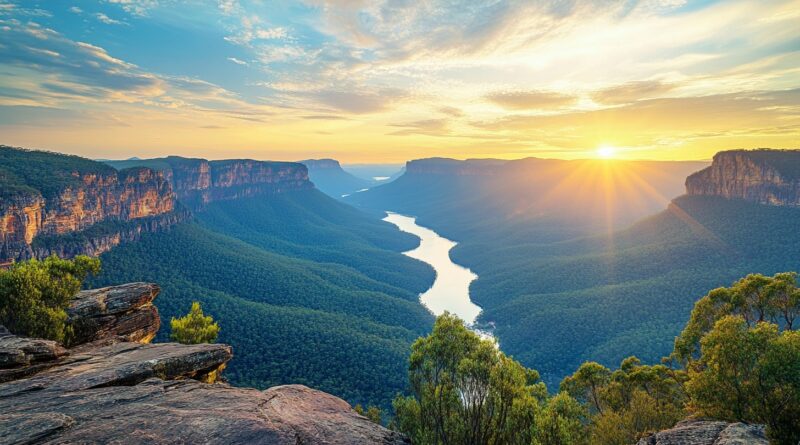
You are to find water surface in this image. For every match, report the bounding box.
[383,212,482,324]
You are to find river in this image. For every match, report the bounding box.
[383,212,483,325]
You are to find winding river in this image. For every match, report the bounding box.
[383,212,483,325]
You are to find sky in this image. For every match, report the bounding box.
[0,0,798,163]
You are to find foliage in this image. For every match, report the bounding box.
[559,356,685,444]
[0,255,100,343]
[685,315,800,444]
[532,392,587,445]
[673,272,800,363]
[392,313,549,445]
[170,301,220,344]
[354,404,383,424]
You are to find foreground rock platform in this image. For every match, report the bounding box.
[0,283,408,444]
[636,419,767,445]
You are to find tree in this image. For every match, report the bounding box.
[0,255,100,343]
[672,272,799,363]
[532,392,587,445]
[561,356,685,445]
[354,404,383,424]
[560,362,610,414]
[170,302,220,344]
[685,315,800,444]
[392,312,547,445]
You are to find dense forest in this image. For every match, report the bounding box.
[348,161,800,387]
[0,145,116,198]
[86,190,436,409]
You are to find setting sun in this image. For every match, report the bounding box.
[597,145,617,159]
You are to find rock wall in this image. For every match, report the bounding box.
[135,157,312,209]
[686,149,800,206]
[1,165,183,264]
[0,283,408,444]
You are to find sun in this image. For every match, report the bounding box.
[596,145,617,159]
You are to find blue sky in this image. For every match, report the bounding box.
[0,0,798,162]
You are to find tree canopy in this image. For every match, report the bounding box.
[170,301,220,344]
[0,255,100,343]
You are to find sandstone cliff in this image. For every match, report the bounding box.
[107,156,313,210]
[2,147,314,264]
[686,149,800,205]
[0,283,408,444]
[0,147,186,264]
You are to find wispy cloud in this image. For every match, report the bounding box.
[94,12,125,25]
[486,90,578,110]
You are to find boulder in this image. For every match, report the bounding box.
[68,282,161,344]
[636,420,767,445]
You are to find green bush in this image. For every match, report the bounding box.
[0,255,100,343]
[170,302,220,344]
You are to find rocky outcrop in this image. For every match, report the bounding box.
[0,327,67,383]
[636,420,767,445]
[68,282,161,345]
[0,147,185,264]
[0,283,407,444]
[686,149,800,206]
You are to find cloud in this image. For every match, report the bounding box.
[94,13,124,25]
[439,106,464,117]
[227,57,248,65]
[105,0,158,17]
[311,89,403,114]
[486,90,578,110]
[591,80,676,105]
[301,114,349,120]
[389,118,449,136]
[473,89,800,150]
[69,6,82,14]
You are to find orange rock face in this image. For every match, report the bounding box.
[686,150,800,206]
[0,167,179,263]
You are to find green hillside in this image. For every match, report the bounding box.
[87,189,435,409]
[347,158,800,387]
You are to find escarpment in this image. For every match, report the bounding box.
[0,146,186,264]
[686,149,800,205]
[1,147,314,264]
[107,156,313,210]
[0,282,409,444]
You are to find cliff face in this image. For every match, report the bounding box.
[111,157,313,209]
[2,148,313,263]
[686,149,800,206]
[0,150,183,264]
[0,283,408,444]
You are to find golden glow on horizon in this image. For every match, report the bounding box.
[596,145,618,159]
[0,0,798,163]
